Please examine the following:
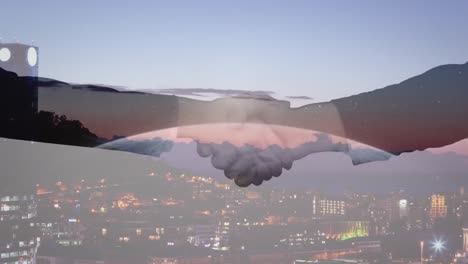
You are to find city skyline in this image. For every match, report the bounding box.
[4,147,467,263]
[2,2,468,263]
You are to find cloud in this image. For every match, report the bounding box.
[285,95,313,100]
[151,88,275,98]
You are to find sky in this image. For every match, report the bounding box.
[2,0,468,100]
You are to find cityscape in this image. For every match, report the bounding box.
[2,1,468,263]
[2,153,468,263]
[1,39,468,264]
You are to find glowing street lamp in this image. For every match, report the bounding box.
[432,239,446,253]
[420,241,424,264]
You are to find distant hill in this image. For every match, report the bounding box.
[0,68,102,147]
[331,61,468,154]
[2,61,468,155]
[2,61,468,187]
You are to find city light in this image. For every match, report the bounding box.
[432,239,446,253]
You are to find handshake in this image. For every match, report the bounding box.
[99,99,392,187]
[178,122,389,187]
[195,132,351,187]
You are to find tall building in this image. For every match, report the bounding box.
[212,216,232,251]
[408,199,429,230]
[464,226,468,253]
[0,43,39,140]
[383,191,408,222]
[399,199,409,219]
[319,198,345,217]
[430,194,448,219]
[0,194,41,264]
[187,224,216,247]
[1,42,41,264]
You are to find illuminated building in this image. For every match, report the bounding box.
[382,192,408,222]
[408,199,429,230]
[212,216,232,251]
[279,220,370,248]
[430,194,448,219]
[0,194,40,264]
[187,225,216,247]
[266,215,283,225]
[316,221,369,240]
[0,59,41,261]
[464,225,468,253]
[319,198,345,216]
[312,195,317,216]
[36,218,84,247]
[399,199,409,218]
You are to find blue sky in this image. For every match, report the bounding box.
[2,0,468,100]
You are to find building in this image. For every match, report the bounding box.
[318,198,345,217]
[398,199,409,218]
[381,191,409,222]
[316,221,369,240]
[212,216,232,251]
[36,218,85,247]
[407,199,429,230]
[0,43,39,140]
[0,194,41,264]
[1,42,40,264]
[430,194,448,219]
[454,224,468,263]
[464,224,468,253]
[187,224,216,247]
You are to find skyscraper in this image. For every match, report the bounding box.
[319,197,346,217]
[464,225,468,253]
[0,194,40,264]
[0,42,40,264]
[0,43,39,140]
[399,199,409,219]
[430,194,448,219]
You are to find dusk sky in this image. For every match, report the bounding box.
[2,1,468,100]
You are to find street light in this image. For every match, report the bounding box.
[432,239,446,253]
[420,241,424,264]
